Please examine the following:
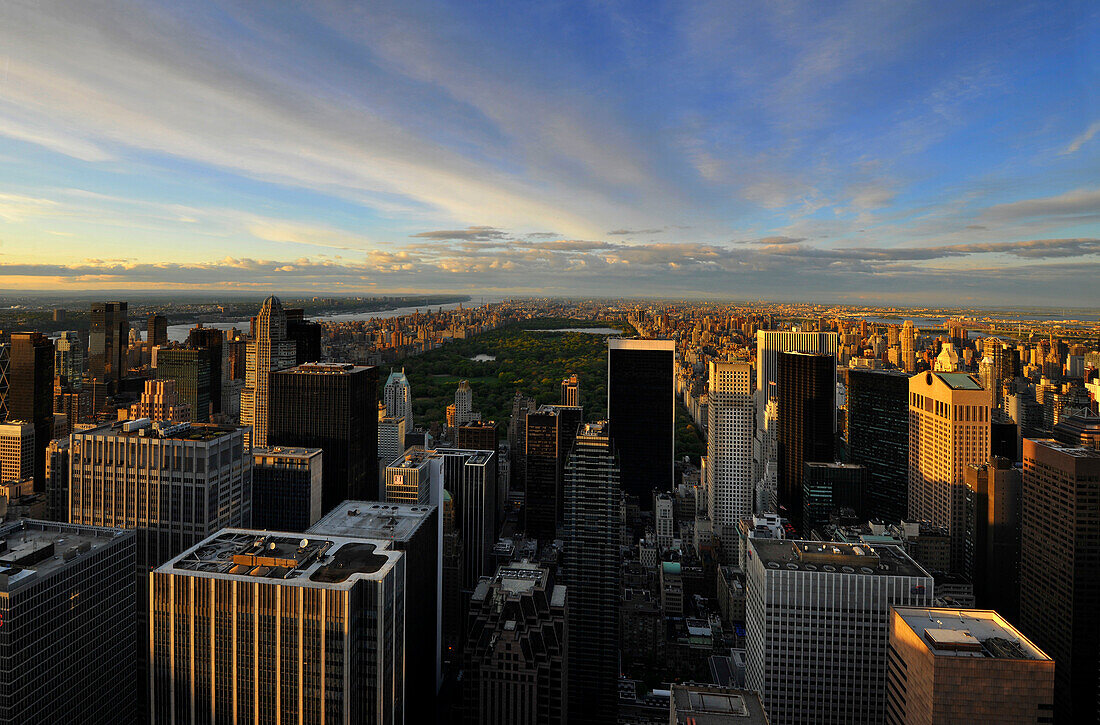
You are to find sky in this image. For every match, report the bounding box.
[0,0,1097,305]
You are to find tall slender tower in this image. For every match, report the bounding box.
[776,352,835,531]
[908,371,990,573]
[706,361,753,561]
[562,421,622,725]
[384,368,413,422]
[241,296,294,447]
[561,374,580,407]
[89,301,128,388]
[901,320,918,373]
[8,332,54,489]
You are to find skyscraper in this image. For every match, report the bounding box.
[150,529,406,725]
[886,607,1054,725]
[464,562,568,725]
[848,369,910,523]
[440,448,498,590]
[89,301,128,388]
[908,372,990,573]
[154,346,211,422]
[0,343,8,420]
[241,295,295,447]
[456,419,497,451]
[706,361,754,561]
[310,500,440,716]
[561,373,580,407]
[68,420,250,570]
[745,539,933,725]
[801,461,868,535]
[53,330,84,389]
[0,520,137,725]
[186,325,225,414]
[901,320,918,373]
[8,332,54,489]
[0,421,34,484]
[776,352,835,530]
[963,457,1021,621]
[146,313,168,349]
[250,446,323,531]
[454,379,475,426]
[44,437,69,521]
[562,421,622,725]
[269,362,379,509]
[1018,438,1100,722]
[524,406,562,542]
[384,368,412,422]
[285,307,323,364]
[129,379,191,422]
[607,338,675,505]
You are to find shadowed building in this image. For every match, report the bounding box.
[251,446,322,531]
[848,369,910,523]
[776,352,835,530]
[8,332,54,490]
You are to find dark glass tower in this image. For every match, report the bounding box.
[187,326,225,414]
[146,313,168,348]
[776,352,835,531]
[524,407,561,542]
[154,347,211,423]
[89,301,128,388]
[285,308,323,364]
[801,461,867,535]
[8,332,54,489]
[847,369,910,523]
[562,421,622,725]
[607,339,675,507]
[269,363,379,511]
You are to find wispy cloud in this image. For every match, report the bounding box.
[1062,121,1100,155]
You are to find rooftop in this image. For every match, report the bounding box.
[158,528,401,589]
[78,419,243,442]
[1027,438,1100,459]
[309,500,435,541]
[751,539,930,579]
[933,372,984,390]
[252,446,321,461]
[894,607,1051,661]
[671,684,770,725]
[280,362,373,375]
[0,520,132,593]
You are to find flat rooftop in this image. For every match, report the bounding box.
[894,607,1051,661]
[1027,438,1100,459]
[309,500,434,541]
[671,685,769,725]
[751,539,930,579]
[0,520,132,593]
[158,528,401,589]
[252,446,322,461]
[934,372,984,390]
[78,420,242,442]
[281,362,373,375]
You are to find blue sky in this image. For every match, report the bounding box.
[0,0,1097,304]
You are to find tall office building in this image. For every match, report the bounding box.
[908,372,990,573]
[901,320,918,373]
[706,361,754,562]
[456,419,497,451]
[251,446,323,531]
[8,332,54,489]
[154,346,211,422]
[0,520,137,725]
[54,330,84,389]
[525,407,562,542]
[89,301,128,388]
[378,414,407,466]
[454,379,475,426]
[509,391,537,490]
[441,491,465,665]
[561,373,580,407]
[269,362,378,510]
[0,421,33,483]
[1018,438,1100,722]
[464,562,568,725]
[562,421,622,725]
[186,325,225,414]
[68,420,250,570]
[383,368,412,422]
[802,461,868,535]
[963,457,1021,621]
[755,330,839,405]
[386,447,440,505]
[848,369,910,523]
[440,449,498,590]
[0,343,8,420]
[776,352,835,530]
[310,501,441,714]
[745,539,933,725]
[150,529,406,725]
[608,338,675,505]
[241,295,295,447]
[44,437,69,521]
[285,308,323,364]
[146,313,168,349]
[886,607,1054,725]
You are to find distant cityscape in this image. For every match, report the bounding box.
[0,294,1095,723]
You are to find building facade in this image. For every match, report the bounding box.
[706,361,754,562]
[8,332,54,489]
[848,369,910,523]
[776,352,836,531]
[241,295,295,448]
[150,529,405,725]
[745,539,934,725]
[250,446,323,531]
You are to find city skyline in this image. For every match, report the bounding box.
[0,2,1097,304]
